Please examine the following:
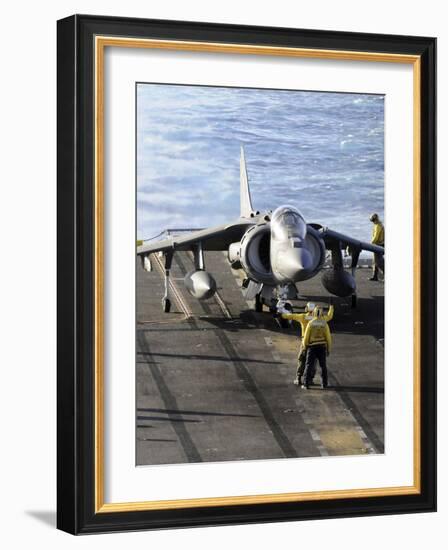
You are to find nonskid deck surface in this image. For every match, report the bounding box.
[136,251,384,466]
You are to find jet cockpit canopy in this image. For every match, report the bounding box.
[271,205,307,242]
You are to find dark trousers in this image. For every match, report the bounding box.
[304,345,328,386]
[373,252,385,277]
[296,347,306,378]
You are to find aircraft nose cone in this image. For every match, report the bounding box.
[296,248,312,271]
[283,248,312,280]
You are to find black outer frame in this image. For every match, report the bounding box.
[57,14,436,535]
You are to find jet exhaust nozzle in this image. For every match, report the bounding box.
[184,270,217,300]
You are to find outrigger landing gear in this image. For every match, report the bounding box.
[350,248,360,309]
[161,251,173,313]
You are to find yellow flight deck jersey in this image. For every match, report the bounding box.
[302,318,332,353]
[281,305,334,337]
[371,221,385,246]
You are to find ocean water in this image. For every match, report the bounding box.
[137,84,384,245]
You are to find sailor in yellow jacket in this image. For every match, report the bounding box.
[301,307,332,389]
[369,213,385,281]
[281,302,334,386]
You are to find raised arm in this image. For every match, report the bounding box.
[323,304,334,322]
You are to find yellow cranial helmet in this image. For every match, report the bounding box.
[313,307,322,318]
[306,302,316,313]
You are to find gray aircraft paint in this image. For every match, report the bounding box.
[137,149,384,309]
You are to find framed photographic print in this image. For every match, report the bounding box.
[57,14,436,534]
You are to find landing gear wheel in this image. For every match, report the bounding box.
[255,293,263,313]
[279,317,290,329]
[351,294,357,308]
[162,298,171,313]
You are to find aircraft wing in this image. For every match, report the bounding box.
[137,218,254,255]
[318,227,384,255]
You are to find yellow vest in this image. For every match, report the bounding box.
[282,305,334,337]
[371,222,385,245]
[303,318,332,353]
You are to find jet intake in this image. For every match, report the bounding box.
[228,242,242,269]
[321,268,356,297]
[184,269,217,300]
[239,224,273,284]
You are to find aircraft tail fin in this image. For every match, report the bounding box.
[240,146,254,218]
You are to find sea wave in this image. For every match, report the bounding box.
[137,84,384,244]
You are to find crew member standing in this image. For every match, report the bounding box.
[301,307,332,389]
[281,303,334,386]
[369,213,385,281]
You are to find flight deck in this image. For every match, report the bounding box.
[136,251,384,466]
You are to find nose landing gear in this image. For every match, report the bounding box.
[272,299,293,328]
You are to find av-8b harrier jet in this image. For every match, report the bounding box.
[137,148,384,314]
